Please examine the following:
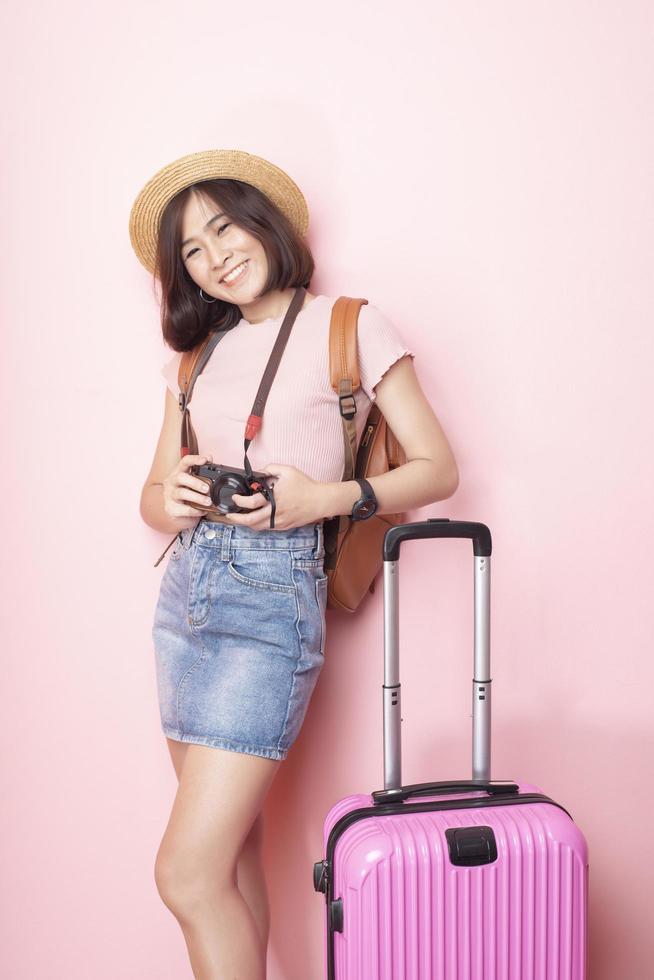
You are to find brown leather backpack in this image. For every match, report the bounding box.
[175,295,406,612]
[323,297,406,612]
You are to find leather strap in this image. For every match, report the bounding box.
[178,328,231,455]
[176,286,307,530]
[329,297,365,392]
[243,285,306,475]
[179,328,231,404]
[329,297,368,485]
[324,296,367,551]
[177,287,305,460]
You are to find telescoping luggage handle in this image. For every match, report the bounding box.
[373,518,495,805]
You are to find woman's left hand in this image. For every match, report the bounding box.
[228,464,326,530]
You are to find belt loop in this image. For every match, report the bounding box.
[186,518,203,549]
[315,521,324,559]
[221,524,233,561]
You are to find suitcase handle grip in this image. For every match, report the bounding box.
[371,780,519,805]
[383,519,492,562]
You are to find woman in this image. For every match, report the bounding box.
[129,148,459,979]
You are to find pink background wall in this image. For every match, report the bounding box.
[2,2,653,977]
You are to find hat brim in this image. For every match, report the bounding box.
[128,148,309,276]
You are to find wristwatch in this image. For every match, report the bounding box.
[350,478,378,521]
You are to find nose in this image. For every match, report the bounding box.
[205,238,231,274]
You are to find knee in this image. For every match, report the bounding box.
[154,846,235,919]
[153,849,193,916]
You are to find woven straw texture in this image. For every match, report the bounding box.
[128,148,309,275]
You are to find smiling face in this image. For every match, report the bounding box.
[179,190,269,304]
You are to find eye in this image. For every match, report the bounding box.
[184,223,231,260]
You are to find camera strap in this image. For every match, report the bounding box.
[241,285,307,527]
[168,285,306,547]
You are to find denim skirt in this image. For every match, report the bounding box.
[151,517,328,761]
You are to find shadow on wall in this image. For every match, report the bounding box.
[263,698,652,980]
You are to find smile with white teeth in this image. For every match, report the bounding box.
[222,260,248,284]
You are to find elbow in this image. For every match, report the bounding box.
[438,460,459,501]
[139,482,155,524]
[448,462,460,496]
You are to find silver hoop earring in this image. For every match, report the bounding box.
[199,287,217,304]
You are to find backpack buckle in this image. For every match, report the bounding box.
[178,392,186,411]
[338,393,357,420]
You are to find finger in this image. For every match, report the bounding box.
[231,492,267,509]
[179,454,213,471]
[177,472,213,496]
[177,487,213,507]
[226,503,272,527]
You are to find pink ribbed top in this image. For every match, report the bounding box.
[160,294,414,484]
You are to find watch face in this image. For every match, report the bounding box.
[355,499,377,520]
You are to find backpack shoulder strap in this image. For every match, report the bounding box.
[178,335,211,405]
[175,328,231,455]
[329,297,368,484]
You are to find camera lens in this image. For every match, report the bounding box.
[211,472,250,513]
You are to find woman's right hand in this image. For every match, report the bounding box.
[162,454,214,519]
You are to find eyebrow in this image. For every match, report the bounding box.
[180,212,227,250]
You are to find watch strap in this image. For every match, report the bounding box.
[355,477,375,499]
[351,477,378,521]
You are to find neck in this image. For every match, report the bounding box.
[239,287,312,325]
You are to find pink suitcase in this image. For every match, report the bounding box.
[313,519,588,979]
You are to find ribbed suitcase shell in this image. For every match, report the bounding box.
[314,521,588,979]
[322,783,588,979]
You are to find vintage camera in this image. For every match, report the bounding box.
[187,462,275,515]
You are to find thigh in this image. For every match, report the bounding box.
[167,737,189,782]
[158,744,281,882]
[166,739,265,848]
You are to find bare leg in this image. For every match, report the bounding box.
[156,742,281,979]
[165,739,270,946]
[236,812,270,948]
[166,737,189,781]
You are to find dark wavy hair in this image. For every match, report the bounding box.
[154,179,315,352]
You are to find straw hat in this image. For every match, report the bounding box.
[128,148,310,276]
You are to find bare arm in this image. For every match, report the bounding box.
[140,388,214,534]
[321,354,459,517]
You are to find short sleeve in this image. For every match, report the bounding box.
[356,303,415,402]
[161,350,183,397]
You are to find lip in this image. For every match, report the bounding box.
[220,259,249,284]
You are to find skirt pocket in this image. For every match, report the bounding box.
[226,549,296,594]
